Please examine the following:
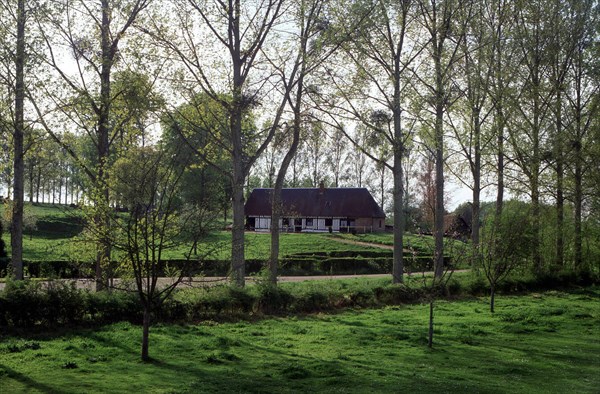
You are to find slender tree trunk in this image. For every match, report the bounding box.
[28,160,34,204]
[574,130,583,268]
[490,285,496,313]
[472,112,481,268]
[531,104,541,273]
[35,166,40,203]
[10,0,26,281]
[270,122,301,285]
[58,177,63,205]
[434,75,445,279]
[495,107,504,218]
[391,90,404,283]
[231,175,246,287]
[95,0,114,291]
[555,89,564,267]
[229,0,246,288]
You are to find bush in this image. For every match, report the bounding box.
[1,270,596,331]
[256,284,293,314]
[45,281,88,325]
[373,285,424,304]
[292,290,331,312]
[0,280,48,328]
[84,291,141,324]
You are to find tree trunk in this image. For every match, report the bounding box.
[574,135,582,268]
[141,306,151,362]
[35,166,40,204]
[495,109,504,219]
[391,131,404,283]
[270,115,302,285]
[490,285,495,313]
[434,88,445,279]
[95,0,114,291]
[229,0,246,288]
[231,178,246,287]
[555,91,564,268]
[472,112,481,269]
[28,160,34,204]
[10,0,26,281]
[432,24,445,279]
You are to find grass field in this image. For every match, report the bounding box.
[1,287,598,393]
[2,203,437,262]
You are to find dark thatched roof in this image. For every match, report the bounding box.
[245,188,385,218]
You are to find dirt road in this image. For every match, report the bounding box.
[328,237,394,250]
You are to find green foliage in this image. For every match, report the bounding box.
[480,201,534,282]
[0,271,598,331]
[0,280,87,327]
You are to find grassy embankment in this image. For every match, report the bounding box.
[0,203,462,274]
[0,287,598,393]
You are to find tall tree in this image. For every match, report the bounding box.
[152,0,289,287]
[447,0,498,267]
[487,0,516,223]
[0,0,34,280]
[508,0,554,272]
[10,0,25,280]
[108,145,202,362]
[323,0,425,283]
[267,0,347,284]
[565,0,599,269]
[34,0,152,290]
[547,0,579,268]
[418,0,467,277]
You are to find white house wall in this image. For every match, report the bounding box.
[249,216,347,232]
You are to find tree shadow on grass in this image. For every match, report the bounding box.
[0,364,63,394]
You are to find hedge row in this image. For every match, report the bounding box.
[11,255,451,279]
[1,270,596,330]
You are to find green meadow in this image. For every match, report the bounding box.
[1,287,598,393]
[1,203,453,264]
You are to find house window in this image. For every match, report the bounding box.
[325,218,333,226]
[379,220,382,228]
[306,218,314,227]
[282,218,289,226]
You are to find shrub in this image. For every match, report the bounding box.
[256,285,293,314]
[45,281,87,325]
[86,291,141,324]
[0,280,48,328]
[292,290,331,312]
[372,284,424,304]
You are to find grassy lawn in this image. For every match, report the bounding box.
[336,232,467,252]
[1,287,598,393]
[1,203,398,262]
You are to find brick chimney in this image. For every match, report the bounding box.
[319,181,325,194]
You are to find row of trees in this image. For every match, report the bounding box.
[0,0,598,290]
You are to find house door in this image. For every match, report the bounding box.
[294,218,302,232]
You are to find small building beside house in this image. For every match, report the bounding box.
[245,186,385,233]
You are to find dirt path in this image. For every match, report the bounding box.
[329,237,395,250]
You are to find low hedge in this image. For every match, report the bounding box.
[1,270,596,330]
[19,255,452,279]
